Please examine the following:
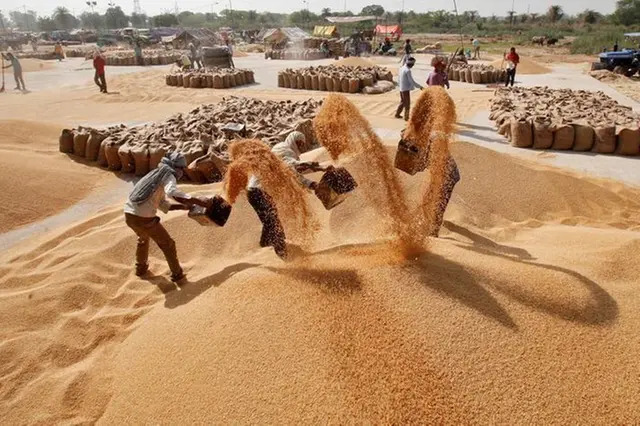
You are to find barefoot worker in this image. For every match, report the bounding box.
[2,53,26,91]
[124,152,210,281]
[247,131,320,259]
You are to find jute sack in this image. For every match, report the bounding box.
[118,143,135,173]
[165,75,172,86]
[149,145,169,169]
[459,70,467,82]
[97,138,109,167]
[228,73,236,87]
[213,75,224,89]
[304,74,312,90]
[235,72,245,86]
[283,72,291,88]
[311,75,319,90]
[348,78,359,93]
[480,70,489,84]
[206,74,214,88]
[572,123,594,151]
[452,69,460,81]
[498,120,511,136]
[183,74,191,88]
[592,125,616,153]
[222,74,231,88]
[297,74,304,89]
[616,128,640,155]
[448,68,454,81]
[73,132,90,156]
[278,72,285,87]
[190,76,201,88]
[465,69,472,83]
[290,74,298,89]
[532,117,553,149]
[325,76,334,91]
[86,130,105,160]
[318,75,327,91]
[361,76,374,87]
[131,145,150,176]
[177,74,184,86]
[551,124,575,150]
[510,118,533,148]
[341,78,350,93]
[333,77,342,92]
[471,70,481,84]
[245,70,254,84]
[59,129,74,153]
[105,139,123,170]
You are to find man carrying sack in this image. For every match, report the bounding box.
[124,152,210,281]
[247,131,321,259]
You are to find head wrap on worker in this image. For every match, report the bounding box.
[129,152,187,204]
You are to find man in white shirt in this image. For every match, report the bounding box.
[124,152,210,281]
[246,132,319,259]
[395,57,423,121]
[472,38,480,59]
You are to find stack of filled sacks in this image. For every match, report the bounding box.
[58,97,323,182]
[277,65,394,94]
[93,49,185,66]
[449,64,506,84]
[165,67,255,89]
[490,86,640,155]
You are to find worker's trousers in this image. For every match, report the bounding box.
[125,213,183,277]
[94,71,107,93]
[505,68,516,87]
[13,72,25,91]
[431,158,460,237]
[247,188,287,259]
[396,91,411,121]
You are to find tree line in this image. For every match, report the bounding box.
[1,2,639,34]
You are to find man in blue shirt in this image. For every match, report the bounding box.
[395,57,423,121]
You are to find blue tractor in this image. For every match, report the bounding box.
[592,49,640,76]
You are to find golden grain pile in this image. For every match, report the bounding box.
[491,87,640,155]
[59,97,322,183]
[165,67,255,89]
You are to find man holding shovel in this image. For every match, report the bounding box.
[2,53,26,91]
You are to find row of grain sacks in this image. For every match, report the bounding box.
[449,65,506,84]
[266,49,326,60]
[492,113,640,155]
[166,69,255,88]
[59,127,229,182]
[278,65,393,93]
[104,54,181,66]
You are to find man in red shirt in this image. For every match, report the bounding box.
[505,47,520,87]
[93,51,107,93]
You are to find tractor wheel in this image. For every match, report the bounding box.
[625,67,639,78]
[590,62,607,71]
[613,65,627,75]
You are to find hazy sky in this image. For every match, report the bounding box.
[2,0,618,19]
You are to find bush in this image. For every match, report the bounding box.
[570,29,627,54]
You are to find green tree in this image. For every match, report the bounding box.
[53,7,77,30]
[547,5,564,23]
[152,13,179,27]
[9,10,38,31]
[105,6,129,28]
[38,16,57,31]
[80,12,104,29]
[506,10,516,25]
[614,0,640,25]
[131,13,147,28]
[180,13,207,27]
[321,8,331,17]
[579,9,601,24]
[360,5,385,16]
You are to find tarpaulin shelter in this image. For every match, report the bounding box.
[166,29,220,49]
[325,16,376,23]
[313,26,338,38]
[375,25,402,41]
[259,27,308,43]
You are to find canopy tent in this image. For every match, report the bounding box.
[259,27,309,43]
[624,32,640,38]
[375,25,402,41]
[313,26,338,38]
[325,16,376,23]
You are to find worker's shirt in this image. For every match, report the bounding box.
[123,173,191,218]
[506,52,520,66]
[398,65,420,91]
[248,140,314,190]
[472,39,480,48]
[180,54,192,67]
[404,44,412,55]
[93,56,105,75]
[54,45,63,54]
[426,70,449,88]
[8,57,22,73]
